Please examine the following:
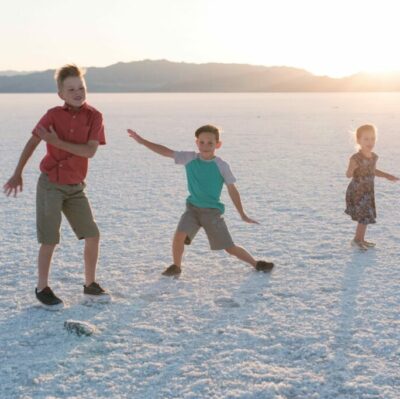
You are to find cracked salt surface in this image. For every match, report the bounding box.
[1,93,399,398]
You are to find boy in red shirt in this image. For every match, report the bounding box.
[4,65,109,308]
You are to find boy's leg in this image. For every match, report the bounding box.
[225,245,274,271]
[172,231,187,267]
[36,173,63,291]
[37,244,57,291]
[201,210,274,271]
[225,245,256,267]
[84,236,100,286]
[163,206,201,276]
[62,184,101,286]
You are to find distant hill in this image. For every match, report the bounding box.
[1,60,400,92]
[0,70,32,77]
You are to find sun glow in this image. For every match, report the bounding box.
[202,0,400,77]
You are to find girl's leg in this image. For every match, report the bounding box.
[172,231,187,267]
[354,223,367,242]
[225,245,257,267]
[37,244,57,291]
[84,236,100,286]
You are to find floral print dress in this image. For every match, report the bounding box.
[345,151,378,224]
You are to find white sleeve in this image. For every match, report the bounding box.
[174,151,197,165]
[215,158,237,185]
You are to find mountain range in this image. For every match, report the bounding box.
[1,59,400,92]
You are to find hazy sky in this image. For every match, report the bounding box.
[2,0,400,77]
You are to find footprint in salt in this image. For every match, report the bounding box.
[214,297,240,308]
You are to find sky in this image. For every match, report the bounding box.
[1,0,400,77]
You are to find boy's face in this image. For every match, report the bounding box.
[58,76,87,109]
[196,132,221,159]
[358,129,376,152]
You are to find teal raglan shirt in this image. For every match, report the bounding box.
[174,151,236,213]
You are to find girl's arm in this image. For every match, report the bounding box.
[346,157,359,178]
[375,169,399,181]
[3,135,41,197]
[227,184,259,224]
[127,129,174,158]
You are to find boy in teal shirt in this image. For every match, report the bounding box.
[127,124,274,276]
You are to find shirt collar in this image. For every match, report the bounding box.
[62,102,88,112]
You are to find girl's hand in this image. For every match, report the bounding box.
[127,129,145,144]
[3,175,23,197]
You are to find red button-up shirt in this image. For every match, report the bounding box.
[32,103,106,184]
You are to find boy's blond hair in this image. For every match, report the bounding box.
[54,64,85,90]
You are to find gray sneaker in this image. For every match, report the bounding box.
[255,261,274,272]
[35,286,63,308]
[162,264,182,276]
[83,282,109,296]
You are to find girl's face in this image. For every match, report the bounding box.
[357,129,376,152]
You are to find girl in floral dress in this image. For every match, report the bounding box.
[345,124,398,250]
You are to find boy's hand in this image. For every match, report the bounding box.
[127,129,145,144]
[36,125,59,145]
[387,174,399,182]
[241,214,260,224]
[3,175,23,197]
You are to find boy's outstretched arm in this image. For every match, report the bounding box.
[227,184,259,224]
[375,169,399,181]
[127,129,174,158]
[3,135,41,197]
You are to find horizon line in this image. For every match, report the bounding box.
[2,59,400,80]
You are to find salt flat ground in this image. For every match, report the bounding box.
[0,93,399,399]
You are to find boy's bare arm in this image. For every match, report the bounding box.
[36,125,99,158]
[227,184,259,224]
[3,135,41,197]
[127,129,174,158]
[375,169,399,181]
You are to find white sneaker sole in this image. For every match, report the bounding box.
[36,301,65,311]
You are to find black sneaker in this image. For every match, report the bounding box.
[83,282,109,296]
[35,287,63,307]
[255,261,274,272]
[162,264,182,276]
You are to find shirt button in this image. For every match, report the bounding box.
[73,116,76,119]
[70,129,74,132]
[59,164,63,167]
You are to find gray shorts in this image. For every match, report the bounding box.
[177,203,234,250]
[36,173,99,245]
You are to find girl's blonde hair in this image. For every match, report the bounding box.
[355,124,377,141]
[354,124,377,149]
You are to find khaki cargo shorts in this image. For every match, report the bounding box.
[177,203,234,250]
[36,173,99,245]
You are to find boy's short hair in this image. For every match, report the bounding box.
[55,64,85,90]
[195,125,220,142]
